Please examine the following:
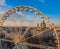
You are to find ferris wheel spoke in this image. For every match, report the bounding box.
[23,42,41,48]
[13,45,17,49]
[23,42,55,49]
[14,45,19,49]
[22,29,51,42]
[20,15,37,42]
[0,38,13,42]
[17,45,19,49]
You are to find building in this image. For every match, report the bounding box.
[40,20,46,29]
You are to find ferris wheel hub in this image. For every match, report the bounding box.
[12,34,21,44]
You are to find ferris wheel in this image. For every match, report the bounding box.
[0,6,59,49]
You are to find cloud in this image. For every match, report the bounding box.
[0,0,6,6]
[0,0,6,11]
[0,0,11,12]
[0,0,11,18]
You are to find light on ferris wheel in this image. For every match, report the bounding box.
[24,7,29,11]
[8,10,12,14]
[20,6,24,11]
[11,8,15,13]
[1,16,7,20]
[0,20,4,26]
[0,20,5,23]
[0,22,3,26]
[15,7,19,11]
[4,13,9,17]
[40,13,44,18]
[35,10,39,15]
[30,8,34,12]
[45,18,50,23]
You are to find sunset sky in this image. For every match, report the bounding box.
[0,0,60,26]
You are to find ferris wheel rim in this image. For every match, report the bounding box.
[0,5,59,49]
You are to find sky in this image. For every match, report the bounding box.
[0,0,60,26]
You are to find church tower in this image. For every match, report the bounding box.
[40,20,46,29]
